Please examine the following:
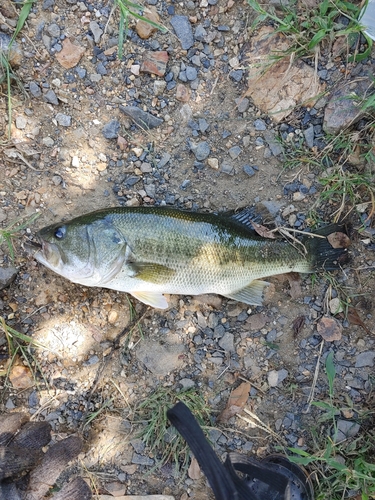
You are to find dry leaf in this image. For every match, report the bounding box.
[218,382,250,423]
[327,232,351,249]
[56,39,85,69]
[252,221,276,239]
[317,316,342,342]
[292,315,305,338]
[346,309,372,335]
[9,364,34,389]
[188,456,201,480]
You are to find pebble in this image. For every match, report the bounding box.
[132,452,154,466]
[355,351,375,368]
[303,124,315,148]
[170,15,194,50]
[335,420,360,442]
[15,116,27,129]
[102,119,120,139]
[228,146,241,159]
[0,266,18,290]
[44,89,59,105]
[191,141,210,161]
[119,105,163,129]
[186,66,198,81]
[221,163,235,175]
[218,332,234,352]
[47,23,60,37]
[90,20,103,43]
[268,369,288,387]
[254,119,267,131]
[29,81,42,97]
[229,69,243,82]
[235,97,250,113]
[263,129,283,156]
[207,157,219,169]
[243,165,256,177]
[43,136,55,147]
[55,113,71,126]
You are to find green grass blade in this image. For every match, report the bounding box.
[10,0,36,45]
[325,352,336,397]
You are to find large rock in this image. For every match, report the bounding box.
[323,79,370,134]
[244,26,321,122]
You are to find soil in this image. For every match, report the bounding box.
[1,0,375,498]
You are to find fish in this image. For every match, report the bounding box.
[26,206,348,309]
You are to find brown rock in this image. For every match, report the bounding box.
[9,364,34,389]
[317,316,342,342]
[175,83,191,102]
[135,6,160,39]
[56,38,85,69]
[140,51,168,77]
[244,26,321,122]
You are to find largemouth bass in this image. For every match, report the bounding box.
[28,206,348,309]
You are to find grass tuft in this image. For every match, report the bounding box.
[136,387,211,477]
[0,212,40,261]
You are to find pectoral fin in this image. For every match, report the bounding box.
[129,262,176,284]
[223,280,270,306]
[131,291,169,309]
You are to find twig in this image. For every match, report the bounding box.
[303,340,324,414]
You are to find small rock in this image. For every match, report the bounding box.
[228,146,241,159]
[135,339,185,376]
[268,368,288,387]
[229,69,243,82]
[179,378,195,389]
[191,141,210,161]
[218,332,234,352]
[263,129,283,156]
[355,351,375,368]
[102,119,121,139]
[47,23,60,37]
[90,20,103,43]
[9,364,34,389]
[56,38,85,69]
[44,89,59,105]
[15,115,27,129]
[176,83,191,102]
[132,452,154,466]
[136,6,160,39]
[243,165,256,177]
[0,266,18,290]
[221,163,235,175]
[303,124,315,148]
[52,175,62,185]
[43,136,55,147]
[158,153,171,168]
[108,310,118,324]
[29,81,42,97]
[154,80,167,96]
[170,15,194,49]
[198,118,209,133]
[317,316,342,342]
[329,298,343,315]
[140,50,169,77]
[335,419,360,442]
[119,105,163,129]
[55,113,71,126]
[292,192,306,202]
[207,157,219,169]
[254,119,267,131]
[186,66,198,81]
[236,97,250,113]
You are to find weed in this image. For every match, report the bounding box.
[1,0,35,139]
[287,352,375,499]
[247,0,372,63]
[113,0,165,59]
[136,387,211,476]
[0,316,48,393]
[0,212,39,261]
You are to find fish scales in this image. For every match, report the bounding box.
[28,206,348,309]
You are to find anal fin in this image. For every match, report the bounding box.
[223,280,270,306]
[131,291,169,309]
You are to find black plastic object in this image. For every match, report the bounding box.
[167,401,314,500]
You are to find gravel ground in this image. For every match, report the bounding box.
[1,0,375,498]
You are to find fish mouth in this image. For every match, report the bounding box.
[24,236,61,269]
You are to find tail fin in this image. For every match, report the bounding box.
[304,225,350,271]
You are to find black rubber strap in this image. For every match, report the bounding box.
[167,402,258,500]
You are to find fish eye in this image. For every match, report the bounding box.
[54,226,66,239]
